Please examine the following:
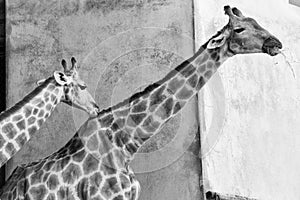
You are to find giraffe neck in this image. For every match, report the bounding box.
[0,77,64,167]
[80,43,230,171]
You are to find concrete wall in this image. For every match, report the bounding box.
[197,1,300,200]
[6,0,202,199]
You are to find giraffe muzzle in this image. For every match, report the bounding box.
[262,36,282,56]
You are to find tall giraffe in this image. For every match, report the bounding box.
[0,57,99,168]
[0,6,282,200]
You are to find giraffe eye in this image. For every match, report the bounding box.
[234,28,245,33]
[78,84,87,90]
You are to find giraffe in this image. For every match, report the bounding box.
[0,57,99,168]
[0,6,282,200]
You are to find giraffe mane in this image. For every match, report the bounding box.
[97,45,207,116]
[0,77,56,122]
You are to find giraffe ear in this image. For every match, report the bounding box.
[36,79,46,86]
[207,33,227,49]
[53,71,71,85]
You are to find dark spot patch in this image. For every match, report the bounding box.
[101,177,120,198]
[47,174,59,190]
[173,101,185,115]
[55,148,68,159]
[125,192,130,199]
[15,132,27,147]
[29,185,47,200]
[204,71,212,79]
[90,172,102,187]
[134,128,151,143]
[132,100,147,113]
[127,113,147,127]
[72,149,86,162]
[27,125,37,135]
[37,100,45,108]
[57,186,73,200]
[46,193,55,200]
[113,108,130,117]
[83,154,99,175]
[195,52,209,65]
[206,61,213,69]
[91,196,103,200]
[12,189,17,200]
[105,129,113,141]
[198,64,206,73]
[44,161,55,171]
[131,186,138,200]
[111,118,125,131]
[37,119,44,127]
[210,52,218,61]
[12,115,22,122]
[34,160,46,171]
[167,78,184,94]
[68,137,84,155]
[187,74,198,88]
[32,108,39,115]
[53,156,70,172]
[180,64,196,77]
[47,84,55,91]
[101,153,117,175]
[50,94,56,102]
[0,134,4,148]
[196,76,206,90]
[176,86,194,100]
[46,104,52,111]
[27,116,36,125]
[142,116,160,133]
[87,134,99,151]
[90,186,98,196]
[149,85,166,112]
[76,177,88,200]
[45,113,49,118]
[97,130,114,154]
[0,151,7,164]
[2,123,17,139]
[155,98,174,120]
[120,174,130,189]
[125,142,139,155]
[5,142,15,156]
[113,195,124,200]
[37,110,45,119]
[43,92,50,99]
[16,120,26,131]
[114,130,130,147]
[30,170,43,184]
[24,106,33,117]
[99,114,114,127]
[100,163,117,176]
[62,163,82,184]
[43,172,50,182]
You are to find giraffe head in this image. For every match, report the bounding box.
[207,5,282,56]
[38,57,99,117]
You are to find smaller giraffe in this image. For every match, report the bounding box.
[0,6,282,200]
[0,57,99,168]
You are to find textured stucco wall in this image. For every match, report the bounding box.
[197,1,300,200]
[6,0,202,199]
